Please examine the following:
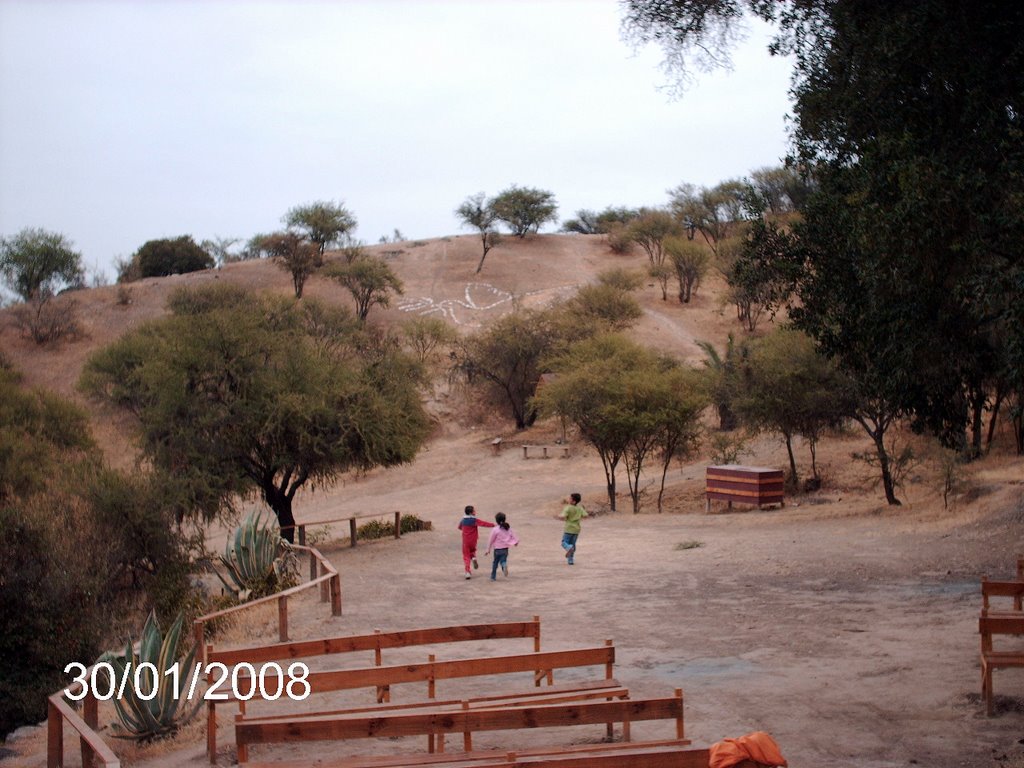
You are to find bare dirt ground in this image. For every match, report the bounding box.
[3,235,1024,767]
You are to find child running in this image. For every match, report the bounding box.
[485,512,519,581]
[457,505,494,579]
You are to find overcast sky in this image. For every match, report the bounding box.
[0,0,794,280]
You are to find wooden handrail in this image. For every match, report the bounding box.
[47,681,119,768]
[297,511,403,546]
[193,545,341,655]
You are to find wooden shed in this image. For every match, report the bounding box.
[705,465,785,511]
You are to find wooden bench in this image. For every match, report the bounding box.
[980,613,1024,714]
[240,678,629,755]
[206,619,544,760]
[243,740,708,768]
[236,691,686,764]
[521,445,570,459]
[982,577,1024,613]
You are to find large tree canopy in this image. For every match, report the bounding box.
[624,0,1024,500]
[80,286,431,541]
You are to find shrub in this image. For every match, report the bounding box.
[356,513,430,540]
[135,236,214,278]
[11,295,82,344]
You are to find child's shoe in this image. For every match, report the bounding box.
[465,571,471,579]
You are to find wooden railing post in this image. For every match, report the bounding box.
[349,518,357,547]
[47,699,62,768]
[330,572,342,616]
[675,688,685,740]
[278,595,288,642]
[309,548,317,582]
[319,560,329,603]
[82,691,98,768]
[298,524,306,546]
[394,511,401,539]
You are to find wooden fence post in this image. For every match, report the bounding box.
[82,691,98,768]
[350,518,357,547]
[394,511,401,539]
[319,560,329,603]
[298,524,306,546]
[309,548,317,582]
[278,595,288,642]
[47,699,62,768]
[330,573,342,616]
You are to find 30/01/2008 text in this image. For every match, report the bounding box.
[64,660,311,702]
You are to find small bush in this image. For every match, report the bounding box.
[166,283,252,316]
[135,236,214,278]
[116,284,133,306]
[675,540,704,550]
[11,296,81,344]
[356,513,431,540]
[606,225,633,254]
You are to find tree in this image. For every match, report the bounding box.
[0,227,83,301]
[451,310,559,430]
[132,236,214,278]
[563,283,642,331]
[0,228,85,344]
[562,206,640,234]
[284,201,357,259]
[455,193,501,273]
[668,180,746,256]
[535,334,706,513]
[490,185,559,238]
[0,365,191,736]
[623,0,1024,500]
[260,231,320,298]
[625,210,681,270]
[324,256,404,323]
[696,335,741,431]
[733,328,853,489]
[400,316,457,367]
[665,236,709,303]
[79,286,431,541]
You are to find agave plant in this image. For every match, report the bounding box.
[98,611,202,741]
[216,509,284,599]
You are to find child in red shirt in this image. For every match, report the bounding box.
[457,505,494,579]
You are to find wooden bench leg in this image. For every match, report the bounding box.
[983,661,994,716]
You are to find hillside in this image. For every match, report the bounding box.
[3,233,1024,767]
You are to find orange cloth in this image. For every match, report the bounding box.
[709,731,788,768]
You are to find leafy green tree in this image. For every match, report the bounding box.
[490,185,559,238]
[284,200,357,258]
[0,228,84,344]
[324,256,404,323]
[535,334,706,512]
[260,231,320,298]
[625,209,681,270]
[0,366,191,736]
[668,180,746,256]
[80,287,430,541]
[665,236,709,303]
[400,316,457,366]
[562,206,640,234]
[696,335,741,431]
[451,310,559,430]
[733,328,853,489]
[455,193,501,273]
[0,227,83,301]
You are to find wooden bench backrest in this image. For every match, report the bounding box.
[980,614,1024,653]
[236,693,682,753]
[210,620,541,667]
[238,645,615,699]
[981,578,1024,612]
